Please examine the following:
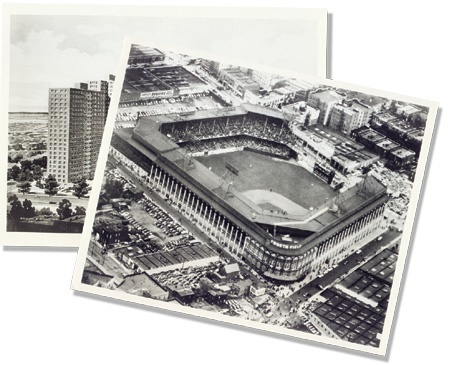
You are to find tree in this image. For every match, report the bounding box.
[56,199,73,220]
[16,169,33,182]
[33,165,43,186]
[8,194,23,221]
[17,181,32,195]
[32,141,46,151]
[20,160,33,171]
[103,177,124,199]
[8,154,23,163]
[22,199,36,218]
[11,143,24,151]
[75,206,86,216]
[44,174,60,196]
[37,207,53,216]
[8,194,19,205]
[72,177,89,199]
[389,102,398,115]
[8,165,21,181]
[304,112,311,127]
[410,113,426,129]
[33,156,47,169]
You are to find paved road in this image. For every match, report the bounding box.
[286,230,402,305]
[88,238,131,279]
[265,230,402,325]
[193,67,243,106]
[14,191,89,212]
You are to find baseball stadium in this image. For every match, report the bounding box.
[109,103,388,282]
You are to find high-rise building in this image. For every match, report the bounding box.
[329,100,371,135]
[47,79,110,184]
[200,59,226,77]
[307,89,345,126]
[107,74,115,97]
[218,67,260,97]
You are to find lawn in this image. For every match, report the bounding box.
[195,150,337,210]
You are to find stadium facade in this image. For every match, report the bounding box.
[108,104,388,282]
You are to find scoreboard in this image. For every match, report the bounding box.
[313,162,335,185]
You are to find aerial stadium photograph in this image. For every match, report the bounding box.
[72,41,437,355]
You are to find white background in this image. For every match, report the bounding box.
[1,0,448,364]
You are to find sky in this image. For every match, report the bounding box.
[8,13,320,112]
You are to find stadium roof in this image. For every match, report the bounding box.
[134,117,178,153]
[136,103,284,126]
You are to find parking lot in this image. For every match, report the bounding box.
[105,168,205,255]
[115,92,227,125]
[151,261,222,291]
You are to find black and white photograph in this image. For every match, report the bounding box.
[71,38,438,356]
[1,3,327,246]
[2,1,449,365]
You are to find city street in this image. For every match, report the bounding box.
[88,238,132,279]
[287,230,401,305]
[262,231,402,328]
[192,66,244,106]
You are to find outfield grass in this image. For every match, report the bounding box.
[195,150,337,210]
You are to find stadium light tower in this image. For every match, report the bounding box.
[183,132,198,171]
[282,109,298,129]
[219,162,239,198]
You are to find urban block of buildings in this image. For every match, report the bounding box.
[310,248,398,347]
[218,67,261,98]
[328,99,371,136]
[353,128,416,168]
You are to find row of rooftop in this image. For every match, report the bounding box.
[123,46,427,153]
